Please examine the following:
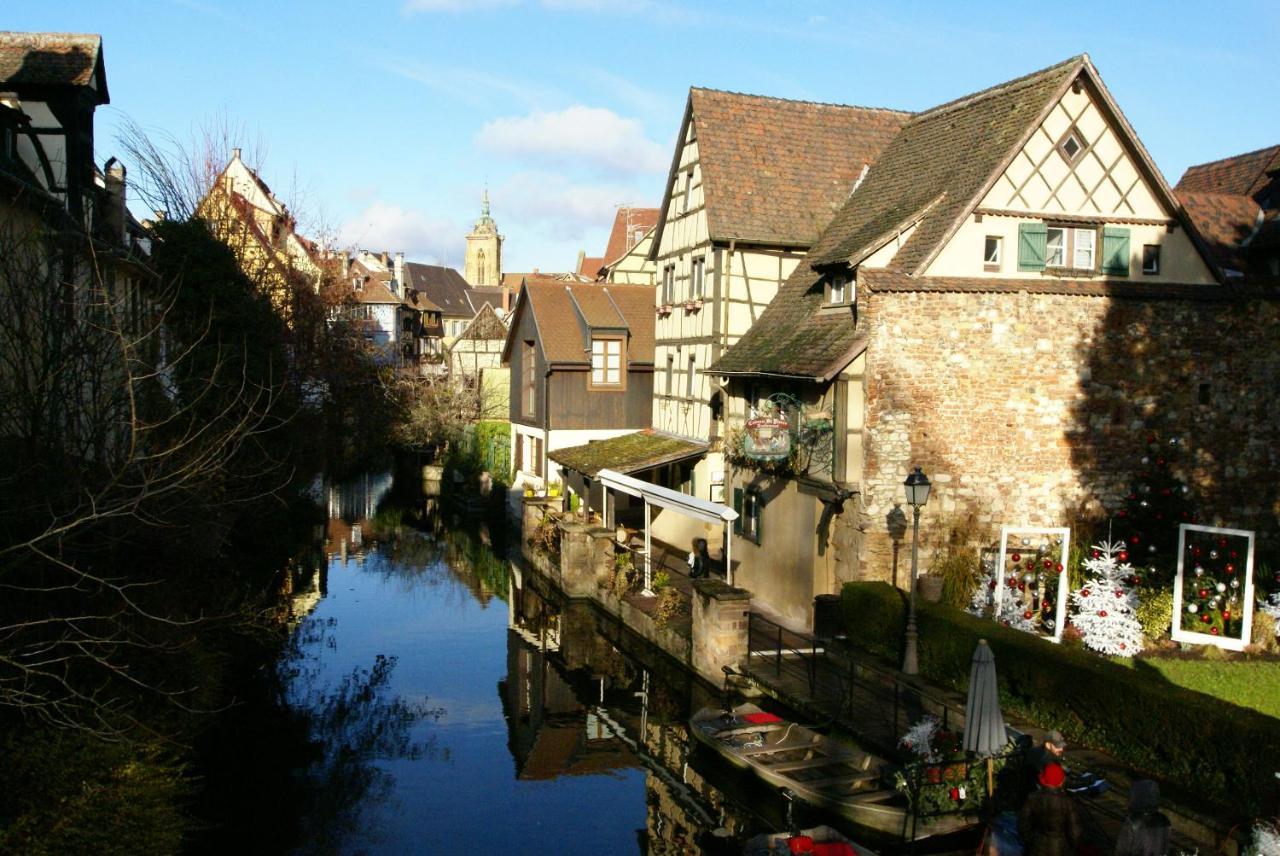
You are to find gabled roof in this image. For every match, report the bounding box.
[1177,145,1280,201]
[650,89,910,255]
[455,302,508,342]
[577,255,605,279]
[0,32,107,102]
[602,206,659,266]
[714,55,1216,380]
[403,262,474,317]
[469,285,507,313]
[502,280,655,365]
[1176,191,1262,274]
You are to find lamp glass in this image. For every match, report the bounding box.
[904,467,931,507]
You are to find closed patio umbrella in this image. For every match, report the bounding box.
[963,639,1006,795]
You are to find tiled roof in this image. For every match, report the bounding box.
[1176,145,1280,200]
[715,55,1192,380]
[513,280,655,365]
[403,262,474,317]
[602,207,659,265]
[1177,191,1261,274]
[855,268,1228,300]
[809,55,1083,269]
[0,32,106,99]
[549,430,706,477]
[352,278,401,305]
[678,88,910,247]
[577,256,605,278]
[469,285,507,312]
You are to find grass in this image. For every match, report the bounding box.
[1133,657,1280,719]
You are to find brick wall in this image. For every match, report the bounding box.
[855,287,1280,579]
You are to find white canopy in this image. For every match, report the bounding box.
[597,468,739,589]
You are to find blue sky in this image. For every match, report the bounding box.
[14,1,1279,272]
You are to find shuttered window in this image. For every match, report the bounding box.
[1017,223,1047,271]
[1103,227,1131,276]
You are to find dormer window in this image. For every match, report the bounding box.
[824,274,852,306]
[1057,126,1086,164]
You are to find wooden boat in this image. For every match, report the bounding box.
[690,703,973,841]
[743,824,874,856]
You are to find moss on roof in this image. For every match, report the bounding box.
[549,430,706,477]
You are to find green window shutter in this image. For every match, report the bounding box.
[1017,223,1047,271]
[732,488,743,535]
[1103,227,1131,276]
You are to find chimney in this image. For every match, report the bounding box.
[232,147,242,161]
[103,157,127,246]
[394,252,405,297]
[380,250,390,268]
[340,254,350,279]
[576,249,585,275]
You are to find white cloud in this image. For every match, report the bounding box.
[477,106,667,175]
[497,170,644,242]
[338,201,466,268]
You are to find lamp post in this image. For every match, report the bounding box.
[902,466,931,676]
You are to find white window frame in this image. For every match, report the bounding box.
[984,235,1002,268]
[686,354,696,400]
[590,336,623,388]
[1073,228,1095,270]
[1046,227,1067,268]
[1045,226,1098,270]
[691,257,705,300]
[1142,244,1161,275]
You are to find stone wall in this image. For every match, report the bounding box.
[855,288,1280,579]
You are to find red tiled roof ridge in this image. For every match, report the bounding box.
[690,85,911,116]
[1181,144,1280,176]
[911,54,1085,121]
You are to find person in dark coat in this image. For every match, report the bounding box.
[1019,763,1083,856]
[1114,780,1171,856]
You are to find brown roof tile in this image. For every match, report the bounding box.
[1177,190,1262,274]
[660,89,910,248]
[1176,145,1280,200]
[516,280,655,365]
[549,430,706,477]
[577,256,605,278]
[602,206,659,265]
[808,55,1083,270]
[0,32,105,98]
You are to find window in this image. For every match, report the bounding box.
[686,354,696,399]
[1044,226,1097,270]
[733,488,763,545]
[522,340,536,417]
[690,256,705,299]
[1142,244,1160,275]
[825,275,849,305]
[666,354,674,395]
[661,265,675,305]
[683,170,694,214]
[1073,228,1095,270]
[1057,126,1086,164]
[590,336,624,388]
[984,236,1002,270]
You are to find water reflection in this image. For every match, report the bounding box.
[283,467,825,854]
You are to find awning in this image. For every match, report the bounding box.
[550,430,707,478]
[598,469,738,526]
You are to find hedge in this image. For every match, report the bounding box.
[841,582,1280,816]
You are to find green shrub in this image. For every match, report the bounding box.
[840,581,1278,815]
[1252,610,1278,653]
[1135,586,1174,642]
[653,570,671,591]
[927,511,987,609]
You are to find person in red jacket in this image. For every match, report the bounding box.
[1018,762,1083,856]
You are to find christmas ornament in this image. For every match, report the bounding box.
[1216,583,1226,593]
[1188,604,1198,613]
[1011,553,1021,563]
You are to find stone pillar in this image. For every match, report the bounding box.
[690,579,752,683]
[558,520,595,597]
[588,527,618,591]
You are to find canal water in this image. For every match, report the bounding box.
[278,469,818,855]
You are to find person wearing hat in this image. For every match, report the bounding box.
[1031,730,1067,773]
[1113,780,1171,855]
[1019,762,1083,856]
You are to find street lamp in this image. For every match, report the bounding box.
[902,466,931,675]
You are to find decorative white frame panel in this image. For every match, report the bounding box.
[994,526,1071,643]
[1172,523,1255,652]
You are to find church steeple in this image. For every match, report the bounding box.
[465,189,502,287]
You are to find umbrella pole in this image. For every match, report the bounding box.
[986,757,994,797]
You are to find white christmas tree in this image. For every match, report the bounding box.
[970,552,1041,633]
[1070,541,1144,657]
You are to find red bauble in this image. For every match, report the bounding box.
[1023,610,1033,620]
[1115,590,1123,598]
[1230,550,1238,559]
[1161,488,1171,496]
[1211,627,1220,635]
[1081,588,1090,597]
[1128,493,1137,501]
[1043,559,1053,569]
[1018,582,1026,592]
[1055,563,1064,572]
[1011,553,1021,563]
[1225,564,1236,575]
[1099,610,1108,617]
[1120,642,1127,650]
[1118,511,1128,518]
[989,581,997,590]
[1129,535,1140,545]
[1147,434,1156,443]
[1198,588,1209,599]
[1156,457,1166,466]
[1218,537,1228,548]
[1042,601,1053,611]
[1201,614,1212,624]
[1091,550,1100,559]
[1118,551,1130,562]
[1223,611,1231,620]
[1008,576,1018,587]
[1192,546,1203,557]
